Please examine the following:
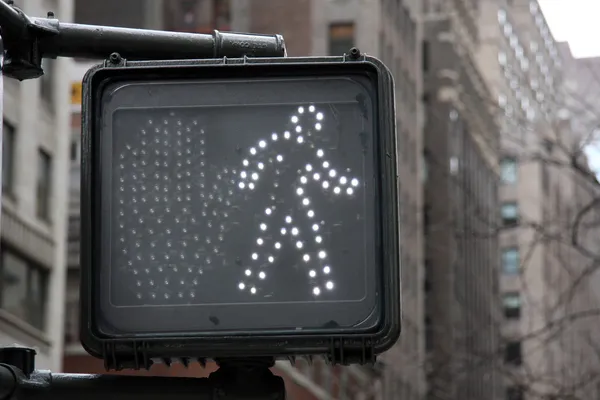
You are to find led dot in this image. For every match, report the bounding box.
[257,238,264,245]
[240,171,247,179]
[316,149,324,158]
[318,251,327,259]
[297,135,304,143]
[258,271,266,280]
[251,287,257,294]
[277,155,283,162]
[300,176,308,184]
[329,170,337,178]
[297,188,304,195]
[291,227,299,235]
[268,256,275,263]
[272,133,278,141]
[260,223,267,231]
[284,131,291,139]
[243,159,249,166]
[239,283,246,290]
[281,227,287,235]
[323,266,331,274]
[275,242,281,249]
[258,162,265,170]
[265,208,272,215]
[322,181,330,189]
[307,210,315,218]
[298,106,305,114]
[326,281,334,290]
[309,270,317,277]
[250,147,257,155]
[312,224,319,231]
[249,183,255,190]
[351,178,359,186]
[313,173,320,180]
[313,287,321,296]
[259,140,267,148]
[316,236,323,243]
[302,198,310,206]
[309,105,315,112]
[285,216,292,223]
[315,123,322,130]
[245,269,252,276]
[340,176,348,185]
[303,254,310,262]
[239,182,246,189]
[323,161,330,168]
[252,173,259,181]
[334,187,341,194]
[347,187,354,195]
[291,115,299,123]
[296,241,303,249]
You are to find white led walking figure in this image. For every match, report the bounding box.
[116,106,361,302]
[232,105,361,298]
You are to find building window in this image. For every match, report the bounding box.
[425,316,433,351]
[40,59,54,108]
[70,139,79,162]
[36,149,52,222]
[422,40,429,71]
[500,156,517,183]
[328,23,354,56]
[501,202,519,226]
[503,292,521,319]
[64,296,80,345]
[0,246,47,330]
[504,341,522,365]
[2,121,16,196]
[506,386,524,400]
[502,247,520,275]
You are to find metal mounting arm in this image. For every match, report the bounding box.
[0,0,286,81]
[0,347,286,400]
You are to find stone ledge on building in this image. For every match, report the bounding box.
[0,308,52,354]
[1,198,55,269]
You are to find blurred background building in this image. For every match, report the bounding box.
[0,0,73,372]
[422,1,502,399]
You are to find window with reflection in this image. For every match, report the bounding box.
[502,247,520,275]
[500,156,517,184]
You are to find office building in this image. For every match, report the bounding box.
[0,0,74,372]
[476,1,600,398]
[422,1,502,399]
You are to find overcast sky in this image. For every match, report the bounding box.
[539,0,600,58]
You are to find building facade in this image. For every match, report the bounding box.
[422,1,502,399]
[476,1,600,399]
[62,0,425,399]
[0,0,74,372]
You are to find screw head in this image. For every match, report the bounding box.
[47,11,55,18]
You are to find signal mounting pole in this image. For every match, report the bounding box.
[0,1,287,399]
